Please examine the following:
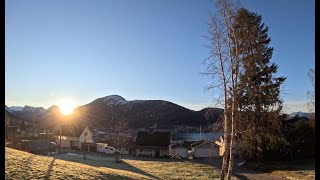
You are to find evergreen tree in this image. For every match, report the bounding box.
[233,8,286,160]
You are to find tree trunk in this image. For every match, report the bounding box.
[227,129,235,179]
[220,111,230,179]
[227,92,236,179]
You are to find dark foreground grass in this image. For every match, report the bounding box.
[245,159,315,180]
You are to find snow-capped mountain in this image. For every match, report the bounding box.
[22,105,46,113]
[285,111,315,121]
[102,95,128,106]
[6,105,47,122]
[7,105,46,114]
[6,106,24,113]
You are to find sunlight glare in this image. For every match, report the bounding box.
[58,98,76,115]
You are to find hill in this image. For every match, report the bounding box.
[73,95,223,129]
[5,148,221,179]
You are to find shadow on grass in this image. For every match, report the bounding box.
[186,157,223,169]
[244,158,315,173]
[44,158,55,180]
[231,158,315,180]
[53,154,160,179]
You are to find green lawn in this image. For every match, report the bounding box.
[5,148,227,179]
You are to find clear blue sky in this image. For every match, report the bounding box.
[5,0,314,113]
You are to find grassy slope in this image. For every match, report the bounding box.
[246,160,315,180]
[5,148,146,180]
[5,148,225,179]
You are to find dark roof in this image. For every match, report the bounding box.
[191,139,212,147]
[193,141,219,148]
[136,130,171,147]
[21,140,56,151]
[171,143,189,149]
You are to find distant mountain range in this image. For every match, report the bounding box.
[5,95,314,133]
[5,95,224,132]
[284,111,315,121]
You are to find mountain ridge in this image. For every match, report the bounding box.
[5,95,224,132]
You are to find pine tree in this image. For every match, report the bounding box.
[233,8,286,160]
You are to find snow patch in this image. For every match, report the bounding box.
[285,111,311,121]
[103,95,128,106]
[7,106,24,113]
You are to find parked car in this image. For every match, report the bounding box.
[98,146,117,154]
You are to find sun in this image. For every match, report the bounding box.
[58,98,76,115]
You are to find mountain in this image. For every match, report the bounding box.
[6,105,46,122]
[73,95,223,130]
[285,111,315,121]
[5,108,23,126]
[6,106,24,113]
[5,95,224,132]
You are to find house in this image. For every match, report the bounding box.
[135,129,171,157]
[5,126,18,140]
[55,125,96,152]
[79,126,97,152]
[21,140,56,154]
[38,132,54,140]
[192,140,220,158]
[171,144,189,158]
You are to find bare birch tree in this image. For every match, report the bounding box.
[204,0,241,179]
[111,119,131,162]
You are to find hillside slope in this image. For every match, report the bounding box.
[5,148,148,179]
[73,95,223,129]
[5,148,222,179]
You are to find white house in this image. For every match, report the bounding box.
[192,141,220,158]
[56,126,96,152]
[171,144,188,158]
[135,129,171,157]
[79,126,97,152]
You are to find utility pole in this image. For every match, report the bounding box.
[83,132,87,159]
[59,128,62,154]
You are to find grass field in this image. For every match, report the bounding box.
[5,148,228,179]
[245,159,315,180]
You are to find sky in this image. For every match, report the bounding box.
[5,0,314,113]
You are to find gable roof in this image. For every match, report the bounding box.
[193,140,218,149]
[136,130,171,147]
[59,125,94,137]
[191,139,212,147]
